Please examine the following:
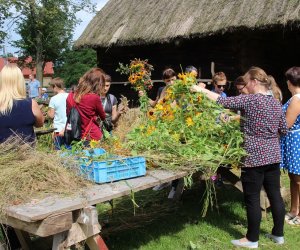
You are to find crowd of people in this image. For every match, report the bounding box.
[0,62,299,249]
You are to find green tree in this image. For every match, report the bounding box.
[54,48,97,87]
[0,0,12,42]
[9,0,94,84]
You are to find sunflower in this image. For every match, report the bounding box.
[185,117,194,127]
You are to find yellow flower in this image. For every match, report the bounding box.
[197,95,202,103]
[165,113,175,121]
[186,117,194,127]
[147,109,156,121]
[155,103,164,111]
[90,139,100,148]
[178,73,187,83]
[171,133,180,142]
[146,126,155,135]
[114,140,122,149]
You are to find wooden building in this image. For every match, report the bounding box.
[75,0,300,103]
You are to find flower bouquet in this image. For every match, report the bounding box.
[117,59,153,112]
[124,72,246,215]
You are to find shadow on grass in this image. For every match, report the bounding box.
[98,181,248,250]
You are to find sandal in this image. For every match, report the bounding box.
[288,216,300,226]
[285,212,296,221]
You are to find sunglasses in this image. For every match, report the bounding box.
[216,84,226,89]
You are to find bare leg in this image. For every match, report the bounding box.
[289,173,300,216]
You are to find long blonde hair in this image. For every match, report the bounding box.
[0,64,26,115]
[268,75,283,102]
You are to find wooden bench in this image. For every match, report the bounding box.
[1,170,186,250]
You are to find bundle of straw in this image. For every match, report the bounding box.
[0,137,90,216]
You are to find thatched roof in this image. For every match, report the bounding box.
[75,0,300,48]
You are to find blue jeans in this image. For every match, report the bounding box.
[241,163,285,242]
[54,135,71,150]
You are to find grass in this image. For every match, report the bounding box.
[0,168,298,249]
[97,172,299,250]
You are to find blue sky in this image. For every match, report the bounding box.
[3,0,109,55]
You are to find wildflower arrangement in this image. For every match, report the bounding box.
[117,59,154,112]
[124,72,246,215]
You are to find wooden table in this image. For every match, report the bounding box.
[1,170,186,250]
[35,128,56,136]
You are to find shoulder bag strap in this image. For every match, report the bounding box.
[107,94,112,113]
[82,117,95,140]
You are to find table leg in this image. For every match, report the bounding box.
[14,229,32,250]
[52,231,68,250]
[86,234,108,250]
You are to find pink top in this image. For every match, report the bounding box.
[67,92,106,141]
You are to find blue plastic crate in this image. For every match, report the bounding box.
[79,149,146,183]
[82,148,107,157]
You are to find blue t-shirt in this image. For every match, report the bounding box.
[212,89,227,97]
[0,99,36,143]
[28,79,41,98]
[41,93,49,100]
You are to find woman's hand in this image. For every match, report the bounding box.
[58,129,65,136]
[138,90,145,97]
[190,85,203,93]
[32,99,45,127]
[197,82,206,88]
[117,104,127,115]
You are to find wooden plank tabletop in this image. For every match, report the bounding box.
[5,170,187,223]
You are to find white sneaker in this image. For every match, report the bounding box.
[231,239,258,248]
[167,187,176,199]
[152,182,171,191]
[265,234,284,244]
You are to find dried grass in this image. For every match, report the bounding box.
[0,137,90,216]
[114,108,142,143]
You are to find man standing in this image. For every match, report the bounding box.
[28,73,41,98]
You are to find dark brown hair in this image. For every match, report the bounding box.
[104,74,111,83]
[285,67,300,87]
[234,76,245,86]
[75,68,106,102]
[49,77,64,89]
[162,68,176,80]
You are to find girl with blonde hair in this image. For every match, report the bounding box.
[0,64,44,143]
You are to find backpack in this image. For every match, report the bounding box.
[101,94,114,132]
[64,101,81,145]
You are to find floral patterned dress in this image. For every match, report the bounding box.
[280,94,300,175]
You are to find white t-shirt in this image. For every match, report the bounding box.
[49,92,69,132]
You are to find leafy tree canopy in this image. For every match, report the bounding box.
[54,48,97,87]
[0,0,12,42]
[4,0,95,83]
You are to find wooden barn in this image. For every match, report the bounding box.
[75,0,300,103]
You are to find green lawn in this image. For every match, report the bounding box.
[98,172,299,250]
